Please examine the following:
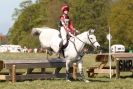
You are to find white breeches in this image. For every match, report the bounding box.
[60,27,67,45]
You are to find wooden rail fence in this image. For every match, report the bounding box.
[0,58,77,83]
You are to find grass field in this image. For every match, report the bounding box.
[0,53,133,89]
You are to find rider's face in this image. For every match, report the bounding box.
[63,10,68,15]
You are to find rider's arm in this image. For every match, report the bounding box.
[69,21,80,35]
[69,20,76,35]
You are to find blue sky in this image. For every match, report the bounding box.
[0,0,36,35]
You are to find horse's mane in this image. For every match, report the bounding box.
[41,26,53,29]
[69,31,88,41]
[75,31,88,38]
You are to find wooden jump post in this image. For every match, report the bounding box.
[72,63,77,80]
[11,65,16,83]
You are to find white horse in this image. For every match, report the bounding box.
[31,27,100,82]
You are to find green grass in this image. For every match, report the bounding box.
[0,53,133,89]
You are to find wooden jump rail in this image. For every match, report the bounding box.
[87,53,133,78]
[0,58,77,83]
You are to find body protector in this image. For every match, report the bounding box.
[60,14,75,35]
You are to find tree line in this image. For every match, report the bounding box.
[7,0,133,52]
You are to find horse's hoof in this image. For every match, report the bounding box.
[84,80,90,83]
[66,80,71,82]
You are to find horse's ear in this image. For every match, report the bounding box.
[89,29,95,34]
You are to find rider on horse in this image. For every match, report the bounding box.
[59,4,76,50]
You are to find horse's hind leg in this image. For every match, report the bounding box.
[77,60,90,83]
[46,49,53,59]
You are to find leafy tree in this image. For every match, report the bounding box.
[68,0,111,51]
[109,0,133,49]
[8,0,40,48]
[8,0,111,50]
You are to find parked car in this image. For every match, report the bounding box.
[0,45,22,53]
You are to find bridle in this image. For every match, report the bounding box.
[69,31,98,59]
[74,32,98,49]
[87,32,98,49]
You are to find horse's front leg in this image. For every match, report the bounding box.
[78,60,90,83]
[66,60,71,82]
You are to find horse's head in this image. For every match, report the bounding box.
[86,29,100,49]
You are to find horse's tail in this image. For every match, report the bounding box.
[31,28,42,36]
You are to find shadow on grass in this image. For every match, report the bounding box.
[89,79,110,83]
[119,75,133,79]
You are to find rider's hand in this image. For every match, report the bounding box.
[68,32,75,37]
[76,30,80,34]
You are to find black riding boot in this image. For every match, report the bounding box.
[59,44,65,58]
